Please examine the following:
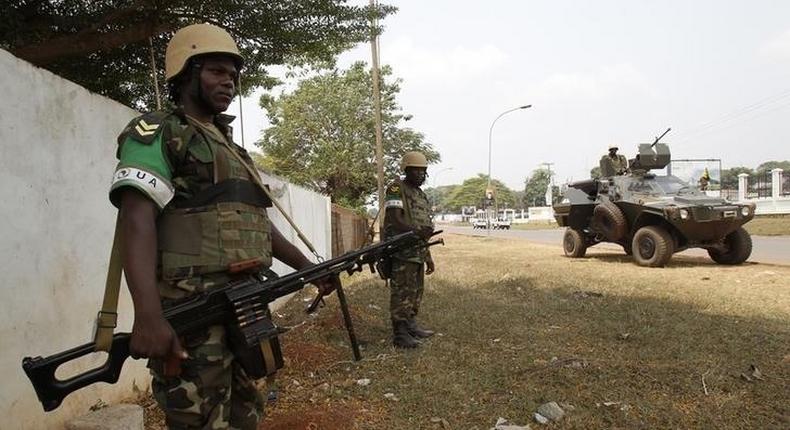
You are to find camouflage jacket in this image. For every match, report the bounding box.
[110,109,273,299]
[383,179,434,263]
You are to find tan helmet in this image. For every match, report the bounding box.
[400,151,428,170]
[608,144,619,151]
[165,23,244,82]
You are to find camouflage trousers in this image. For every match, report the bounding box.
[389,260,425,322]
[149,325,265,430]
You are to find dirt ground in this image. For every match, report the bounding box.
[134,233,789,429]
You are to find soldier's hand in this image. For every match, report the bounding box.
[415,226,434,240]
[129,313,187,362]
[312,274,337,296]
[425,259,435,275]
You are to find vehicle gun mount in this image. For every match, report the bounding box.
[629,127,671,172]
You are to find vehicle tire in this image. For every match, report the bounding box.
[632,226,674,267]
[563,229,587,258]
[708,227,752,265]
[592,201,628,242]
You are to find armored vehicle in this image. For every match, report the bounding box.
[553,129,755,267]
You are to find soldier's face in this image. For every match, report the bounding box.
[609,148,618,156]
[199,57,238,113]
[405,167,427,186]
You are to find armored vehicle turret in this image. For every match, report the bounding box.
[553,128,755,267]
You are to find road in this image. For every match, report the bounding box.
[438,224,790,266]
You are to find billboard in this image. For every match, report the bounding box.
[668,159,722,195]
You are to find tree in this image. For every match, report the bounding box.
[445,175,516,212]
[424,185,459,213]
[720,167,753,189]
[756,160,790,173]
[523,168,553,207]
[256,62,439,209]
[1,1,394,110]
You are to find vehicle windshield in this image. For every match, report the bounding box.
[652,175,698,195]
[625,175,698,196]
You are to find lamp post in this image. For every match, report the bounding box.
[542,162,554,206]
[487,104,532,228]
[433,167,454,188]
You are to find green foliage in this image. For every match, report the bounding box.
[720,167,754,189]
[756,160,790,173]
[719,161,788,189]
[523,168,552,207]
[424,185,460,213]
[445,175,516,212]
[256,62,439,209]
[1,1,394,110]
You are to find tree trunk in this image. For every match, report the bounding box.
[11,21,174,66]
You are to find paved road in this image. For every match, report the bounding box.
[439,225,790,266]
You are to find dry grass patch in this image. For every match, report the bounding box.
[269,234,789,429]
[745,214,790,236]
[511,222,560,231]
[136,233,790,429]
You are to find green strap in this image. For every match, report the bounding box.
[94,214,122,352]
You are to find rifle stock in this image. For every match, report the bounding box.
[22,230,443,412]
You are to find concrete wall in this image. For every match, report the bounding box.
[0,49,330,429]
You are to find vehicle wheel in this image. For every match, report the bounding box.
[632,226,674,267]
[592,201,628,241]
[708,227,752,265]
[563,229,588,258]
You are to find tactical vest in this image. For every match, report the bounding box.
[385,179,433,262]
[121,110,273,282]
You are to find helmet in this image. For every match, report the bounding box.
[400,151,428,170]
[608,144,619,150]
[165,23,244,82]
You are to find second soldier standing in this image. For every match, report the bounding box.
[383,152,436,348]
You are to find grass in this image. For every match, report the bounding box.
[744,214,790,236]
[135,234,790,429]
[511,221,560,230]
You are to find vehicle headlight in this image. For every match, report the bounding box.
[679,209,689,220]
[741,206,750,216]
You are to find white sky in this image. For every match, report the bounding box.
[232,0,790,190]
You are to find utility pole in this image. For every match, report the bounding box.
[370,0,385,236]
[542,162,554,206]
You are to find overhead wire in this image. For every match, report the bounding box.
[675,88,790,142]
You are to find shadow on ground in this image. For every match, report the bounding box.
[267,274,789,430]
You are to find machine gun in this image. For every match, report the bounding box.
[629,127,672,172]
[22,230,443,412]
[652,127,671,147]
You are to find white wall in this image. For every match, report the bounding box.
[0,49,330,429]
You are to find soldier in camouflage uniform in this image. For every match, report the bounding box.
[110,24,329,429]
[600,144,629,177]
[383,152,436,349]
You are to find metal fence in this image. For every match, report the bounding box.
[749,171,772,198]
[783,174,790,196]
[720,188,738,201]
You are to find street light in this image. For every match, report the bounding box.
[486,104,532,228]
[433,166,454,188]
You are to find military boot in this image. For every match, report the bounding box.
[407,318,435,339]
[392,320,420,348]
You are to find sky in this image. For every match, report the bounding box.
[231,0,790,191]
